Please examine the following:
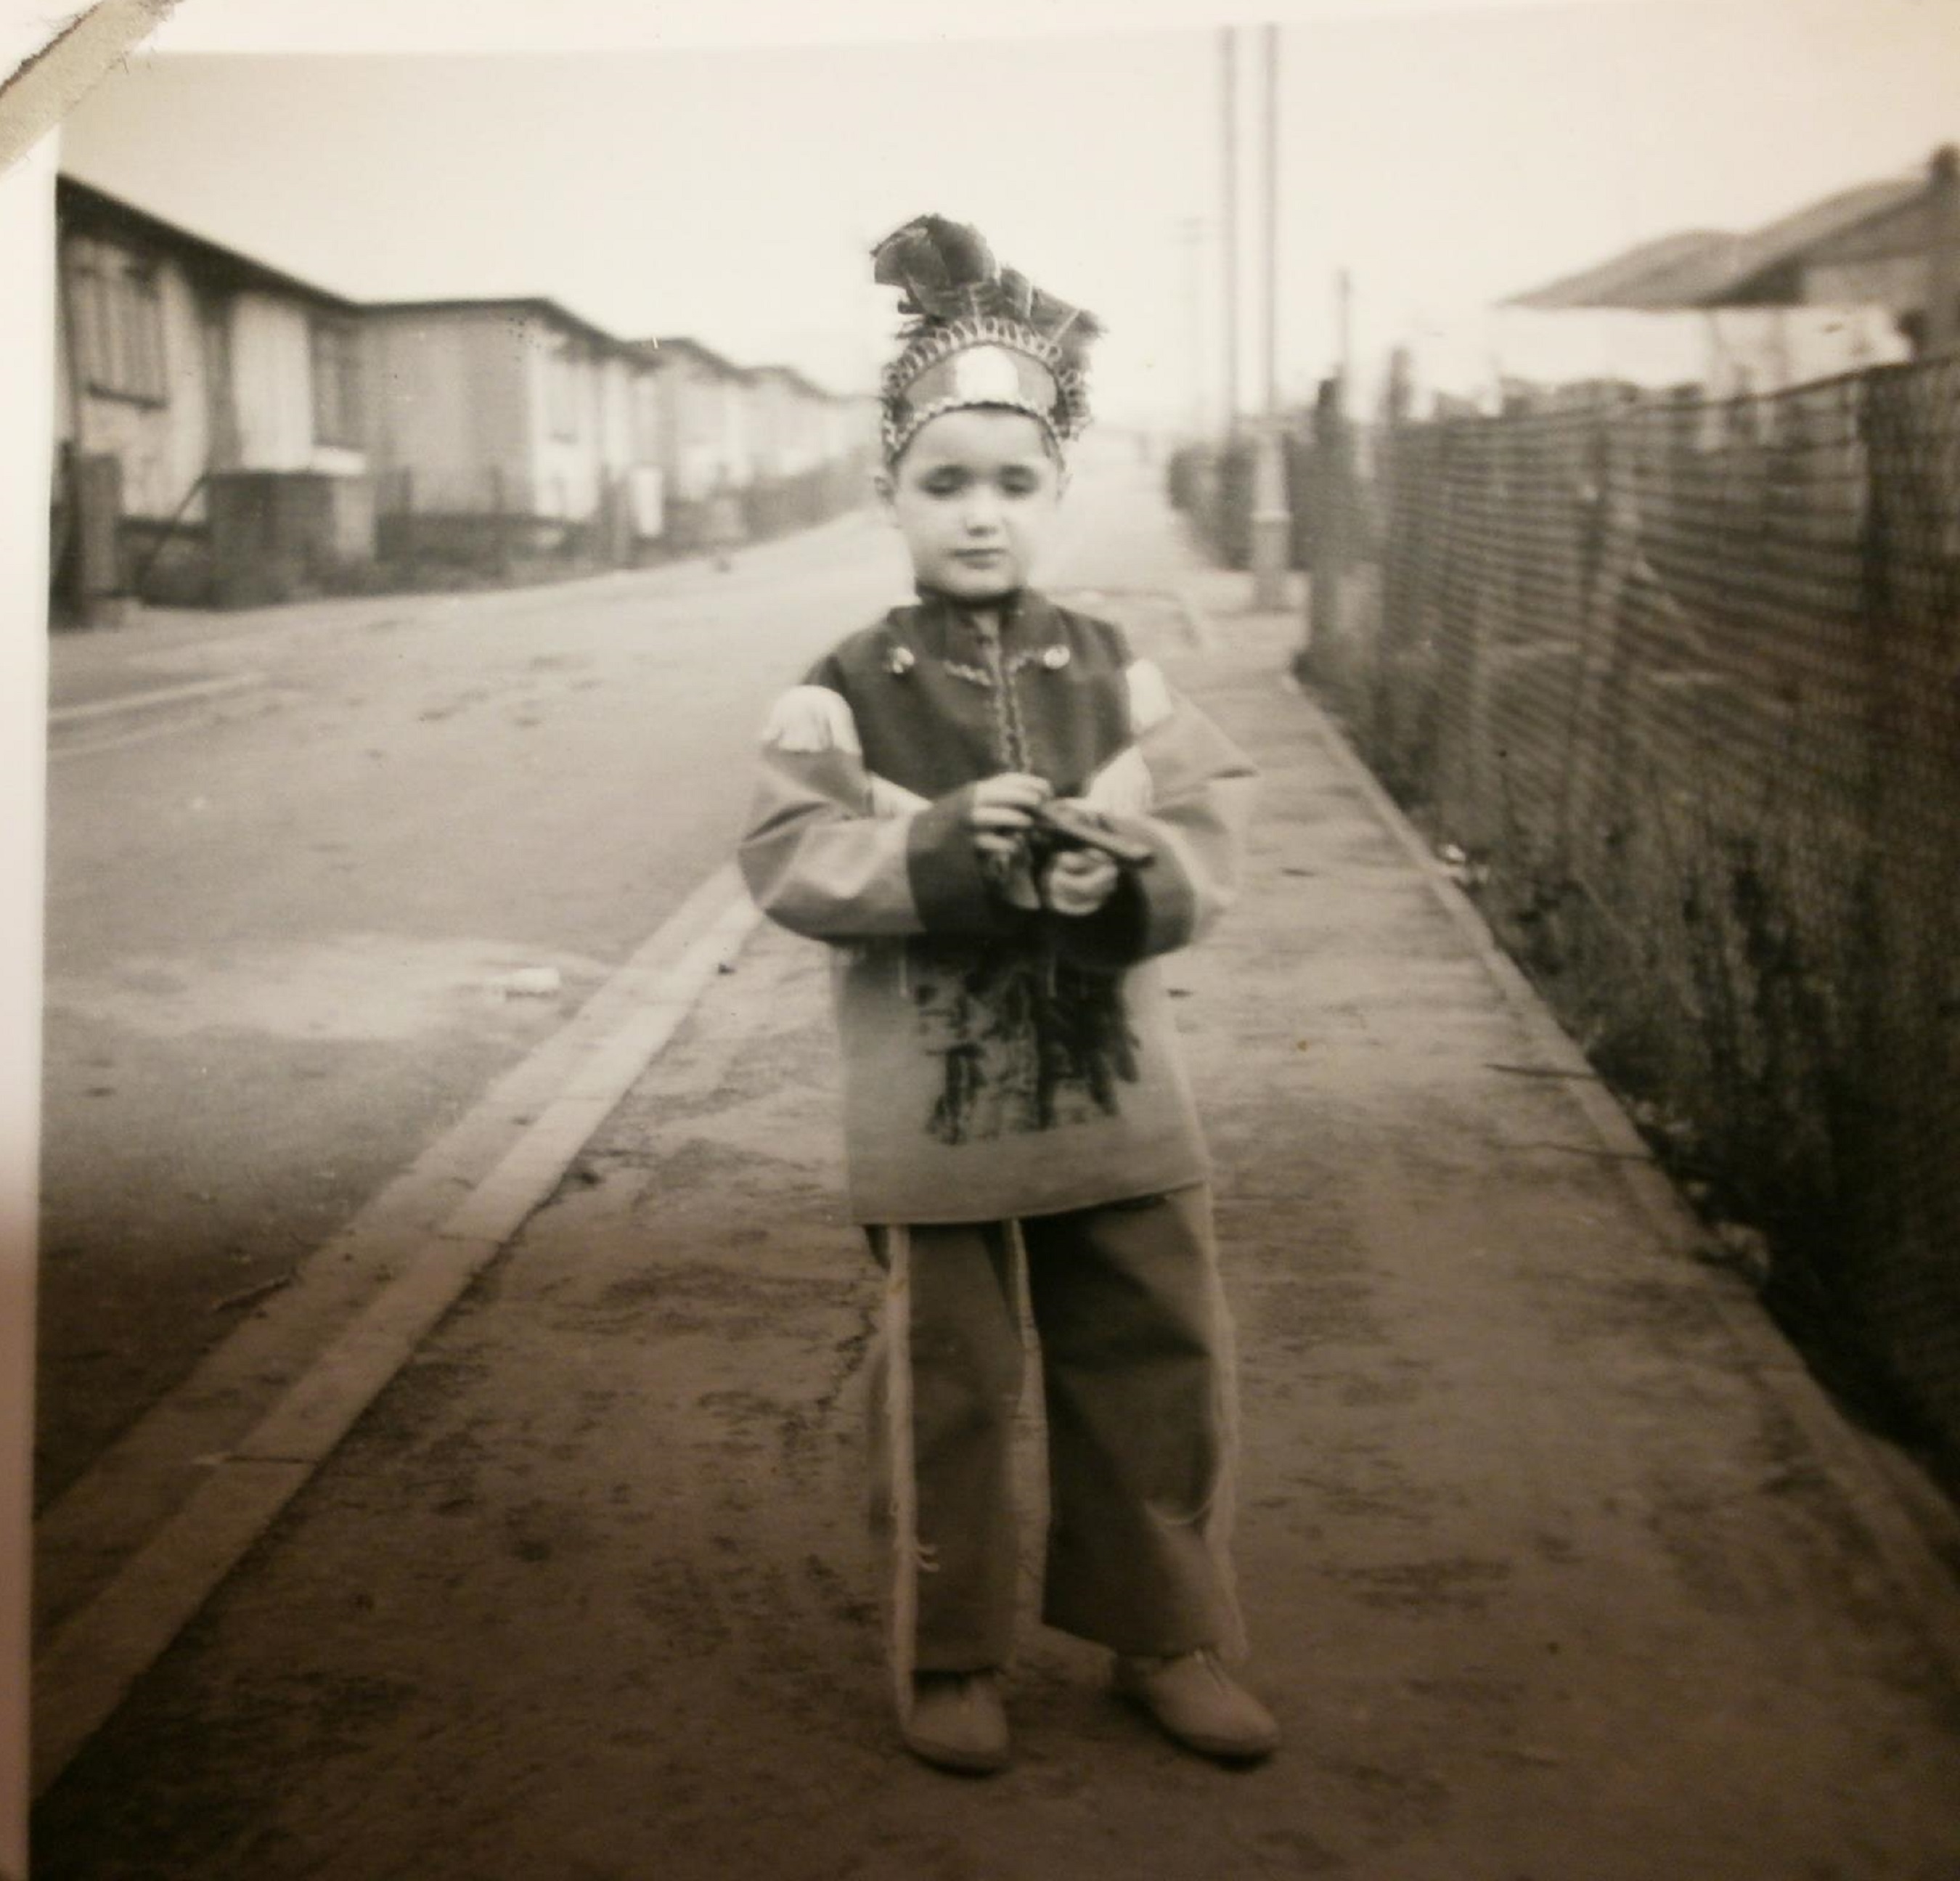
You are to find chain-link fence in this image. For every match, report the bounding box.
[1304,358,1960,1466]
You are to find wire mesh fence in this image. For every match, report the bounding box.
[1303,356,1960,1465]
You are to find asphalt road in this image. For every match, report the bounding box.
[38,500,915,1503]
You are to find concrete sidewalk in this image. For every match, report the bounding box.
[33,552,1960,1877]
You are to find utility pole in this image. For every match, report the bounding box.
[1177,216,1207,439]
[1336,266,1353,392]
[1249,21,1294,610]
[1220,28,1239,441]
[1263,25,1281,418]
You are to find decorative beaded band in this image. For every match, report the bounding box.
[880,317,1093,465]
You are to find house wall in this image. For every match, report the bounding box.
[367,311,530,512]
[671,364,717,499]
[820,398,867,465]
[523,320,605,521]
[632,370,662,467]
[61,246,370,524]
[788,391,828,476]
[751,378,826,478]
[722,379,754,488]
[624,366,665,537]
[229,291,363,478]
[659,356,752,501]
[60,232,211,521]
[671,367,699,495]
[748,377,788,477]
[595,355,647,476]
[367,311,651,526]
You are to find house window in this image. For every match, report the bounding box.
[310,316,363,448]
[547,338,581,441]
[68,239,167,404]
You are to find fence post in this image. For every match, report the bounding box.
[73,452,125,627]
[1304,375,1349,668]
[1556,415,1636,870]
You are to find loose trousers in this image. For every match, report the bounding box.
[866,1184,1246,1681]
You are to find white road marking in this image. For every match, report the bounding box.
[49,671,266,727]
[49,717,224,762]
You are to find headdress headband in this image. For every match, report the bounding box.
[872,214,1102,465]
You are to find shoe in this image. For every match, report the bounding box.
[1113,1649,1280,1762]
[902,1671,1010,1774]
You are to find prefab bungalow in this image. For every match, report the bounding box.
[737,363,867,537]
[745,364,832,480]
[1511,145,1960,356]
[822,391,882,470]
[52,175,377,614]
[364,298,663,571]
[640,335,756,551]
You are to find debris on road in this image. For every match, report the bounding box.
[210,1271,296,1315]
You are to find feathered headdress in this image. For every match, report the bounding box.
[872,213,1103,465]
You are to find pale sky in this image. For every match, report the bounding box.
[43,0,1960,425]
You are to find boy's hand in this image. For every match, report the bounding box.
[1040,846,1121,917]
[967,772,1052,865]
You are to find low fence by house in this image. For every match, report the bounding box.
[1166,404,1370,576]
[1293,357,1960,1469]
[377,452,875,582]
[373,466,619,580]
[48,450,382,616]
[52,446,878,619]
[663,452,875,558]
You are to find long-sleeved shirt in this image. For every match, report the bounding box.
[738,586,1257,1225]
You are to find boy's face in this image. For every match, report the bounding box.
[878,407,1065,603]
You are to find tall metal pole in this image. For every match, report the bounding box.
[1927,143,1959,356]
[1178,216,1206,438]
[1249,21,1293,609]
[1220,28,1238,441]
[1336,266,1353,393]
[1263,22,1280,417]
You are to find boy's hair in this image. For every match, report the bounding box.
[872,215,1101,468]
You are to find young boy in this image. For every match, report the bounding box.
[738,215,1275,1774]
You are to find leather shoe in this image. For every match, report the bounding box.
[902,1671,1010,1774]
[1114,1649,1280,1761]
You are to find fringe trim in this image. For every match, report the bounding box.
[884,1225,920,1721]
[1005,1218,1031,1337]
[1195,1204,1251,1665]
